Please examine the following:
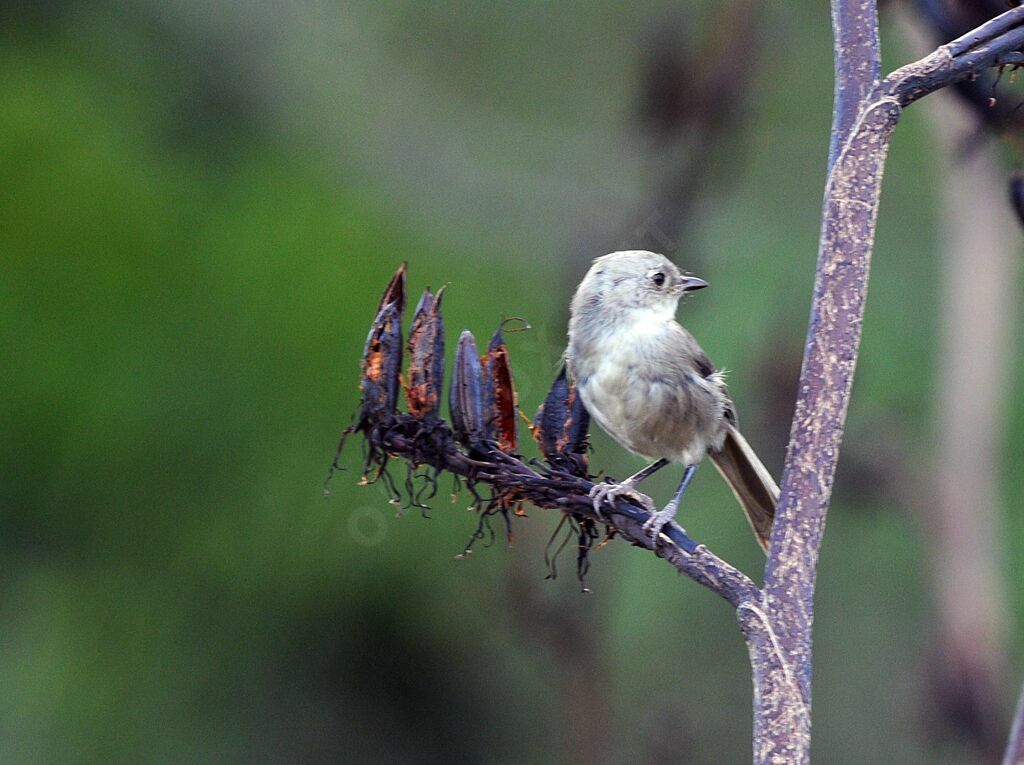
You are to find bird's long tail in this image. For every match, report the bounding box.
[709,425,778,553]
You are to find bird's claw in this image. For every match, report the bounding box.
[642,505,678,543]
[588,479,655,518]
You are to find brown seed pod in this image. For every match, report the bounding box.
[532,367,590,476]
[449,330,485,449]
[327,263,407,492]
[376,261,407,318]
[358,300,403,431]
[481,327,518,453]
[357,261,407,427]
[406,286,446,419]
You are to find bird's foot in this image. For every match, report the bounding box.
[642,501,679,543]
[589,479,655,518]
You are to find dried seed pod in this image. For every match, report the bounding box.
[481,327,517,453]
[327,263,408,492]
[449,330,485,448]
[532,367,590,475]
[357,262,407,428]
[406,286,446,419]
[376,261,407,318]
[359,301,403,429]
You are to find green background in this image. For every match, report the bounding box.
[2,2,1021,763]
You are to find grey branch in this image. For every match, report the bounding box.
[828,0,881,170]
[382,424,761,608]
[755,4,1024,763]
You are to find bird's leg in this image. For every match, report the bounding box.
[589,458,668,516]
[643,464,697,541]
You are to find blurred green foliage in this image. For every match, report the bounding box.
[1,3,1021,764]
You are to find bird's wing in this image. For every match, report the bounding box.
[687,336,738,427]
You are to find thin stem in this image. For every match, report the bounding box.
[1006,681,1024,765]
[380,423,762,607]
[882,8,1024,108]
[947,7,1024,56]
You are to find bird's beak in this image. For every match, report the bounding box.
[678,276,708,293]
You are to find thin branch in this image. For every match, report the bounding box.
[1006,680,1024,765]
[916,0,1024,134]
[381,420,761,608]
[882,15,1024,108]
[947,7,1024,57]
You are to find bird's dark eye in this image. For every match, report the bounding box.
[652,272,666,287]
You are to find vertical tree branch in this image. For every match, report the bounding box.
[828,0,881,169]
[762,0,883,711]
[756,96,899,764]
[753,6,1024,761]
[741,603,811,764]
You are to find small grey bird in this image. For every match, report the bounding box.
[565,250,778,551]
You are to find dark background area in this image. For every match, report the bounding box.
[1,2,1022,763]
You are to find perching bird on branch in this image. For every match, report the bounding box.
[566,250,778,551]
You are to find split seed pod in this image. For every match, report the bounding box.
[406,286,446,419]
[532,367,590,476]
[481,327,518,453]
[375,262,407,318]
[449,330,485,448]
[327,263,407,491]
[357,263,407,429]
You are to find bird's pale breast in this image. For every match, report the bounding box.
[573,318,728,465]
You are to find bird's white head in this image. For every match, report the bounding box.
[570,250,707,325]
